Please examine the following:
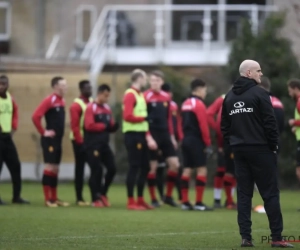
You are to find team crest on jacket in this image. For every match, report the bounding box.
[94,150,99,157]
[137,143,142,150]
[229,102,253,115]
[163,102,168,107]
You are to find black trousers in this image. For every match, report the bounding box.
[85,143,116,201]
[71,141,86,201]
[124,132,150,198]
[234,147,283,241]
[0,134,22,199]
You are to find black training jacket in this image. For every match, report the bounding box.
[221,76,279,151]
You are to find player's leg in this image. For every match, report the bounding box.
[296,142,300,182]
[162,135,179,206]
[124,133,146,210]
[100,145,116,207]
[41,137,68,207]
[213,150,225,208]
[136,136,153,210]
[3,136,29,204]
[180,137,194,210]
[72,141,88,206]
[0,139,4,205]
[147,140,160,206]
[234,150,254,244]
[223,147,236,209]
[156,150,166,202]
[86,146,104,207]
[175,149,183,203]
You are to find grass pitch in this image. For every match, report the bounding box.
[0,183,299,250]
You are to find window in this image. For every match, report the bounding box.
[75,5,97,47]
[0,2,11,41]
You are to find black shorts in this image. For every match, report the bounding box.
[41,136,63,164]
[224,146,235,175]
[149,131,176,161]
[296,141,300,166]
[181,137,206,168]
[124,132,150,169]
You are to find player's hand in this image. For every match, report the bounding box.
[171,135,178,149]
[289,119,295,126]
[44,130,55,137]
[146,136,158,150]
[292,127,297,133]
[205,146,213,158]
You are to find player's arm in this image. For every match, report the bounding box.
[292,101,300,127]
[260,91,279,151]
[194,101,211,147]
[69,102,83,144]
[177,112,183,142]
[107,107,119,133]
[167,100,174,136]
[123,92,146,123]
[11,97,18,131]
[221,96,231,147]
[207,97,223,131]
[32,97,51,135]
[84,104,106,132]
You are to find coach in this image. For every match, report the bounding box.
[221,60,293,248]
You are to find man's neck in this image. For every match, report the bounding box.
[191,92,202,99]
[151,88,160,93]
[131,83,140,91]
[53,91,62,97]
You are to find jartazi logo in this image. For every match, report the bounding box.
[234,102,244,108]
[229,101,253,115]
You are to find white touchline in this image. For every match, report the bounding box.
[1,228,294,242]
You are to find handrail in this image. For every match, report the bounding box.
[45,34,60,59]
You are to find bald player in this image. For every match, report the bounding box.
[221,60,292,248]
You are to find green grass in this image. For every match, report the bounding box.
[0,183,299,250]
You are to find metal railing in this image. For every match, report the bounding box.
[80,4,278,94]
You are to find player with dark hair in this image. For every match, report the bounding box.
[32,76,69,207]
[287,79,300,194]
[0,75,29,205]
[123,69,157,210]
[144,70,180,207]
[260,77,284,135]
[180,79,213,211]
[84,84,118,207]
[69,80,93,206]
[157,82,183,202]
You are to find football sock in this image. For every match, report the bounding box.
[166,170,177,197]
[156,167,165,200]
[213,166,225,201]
[223,175,235,204]
[147,173,157,201]
[196,175,206,203]
[42,169,56,201]
[180,175,190,203]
